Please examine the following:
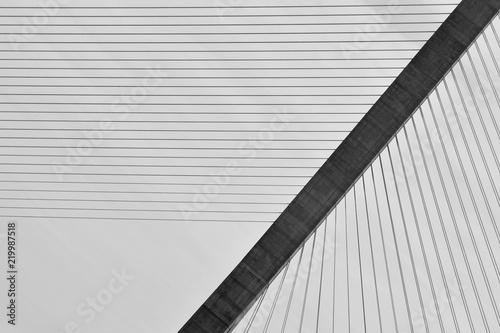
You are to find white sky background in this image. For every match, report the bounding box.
[0,1,485,332]
[234,13,500,333]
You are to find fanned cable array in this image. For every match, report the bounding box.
[231,13,500,333]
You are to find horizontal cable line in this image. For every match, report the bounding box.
[0,14,449,18]
[0,76,398,79]
[0,4,458,8]
[0,93,382,97]
[0,84,389,87]
[0,215,274,223]
[0,206,282,214]
[0,40,428,44]
[0,197,291,204]
[0,31,435,36]
[0,188,297,195]
[0,120,359,123]
[0,138,344,142]
[0,23,442,26]
[0,162,321,168]
[0,67,406,70]
[0,49,421,52]
[0,111,367,114]
[0,154,328,159]
[0,129,349,132]
[0,171,315,177]
[0,129,349,133]
[0,180,305,186]
[0,146,336,150]
[0,58,413,61]
[0,103,374,105]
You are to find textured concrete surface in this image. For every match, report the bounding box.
[179,0,500,332]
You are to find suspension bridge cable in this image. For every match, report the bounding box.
[403,124,467,332]
[380,155,415,333]
[243,287,269,333]
[262,262,290,333]
[419,106,491,332]
[361,175,383,332]
[466,52,500,142]
[370,165,399,332]
[315,219,328,333]
[353,185,367,332]
[394,135,441,333]
[345,197,351,333]
[442,79,500,238]
[432,90,500,323]
[387,144,428,333]
[281,246,305,333]
[298,232,317,333]
[449,70,500,204]
[458,60,500,171]
[332,209,338,333]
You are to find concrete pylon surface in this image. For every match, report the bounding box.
[179,0,500,332]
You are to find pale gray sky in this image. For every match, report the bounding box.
[2,1,498,333]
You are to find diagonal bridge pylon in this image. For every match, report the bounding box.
[180,0,500,331]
